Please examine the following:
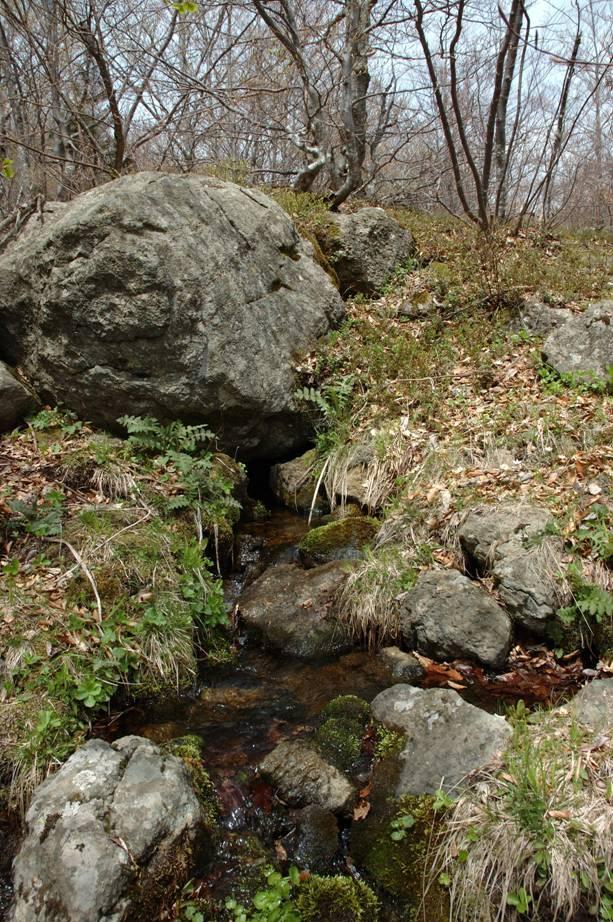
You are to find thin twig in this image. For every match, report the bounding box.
[45,536,103,622]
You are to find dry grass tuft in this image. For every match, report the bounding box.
[336,544,415,651]
[321,422,415,516]
[434,706,613,922]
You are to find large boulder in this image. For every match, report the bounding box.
[542,301,612,384]
[399,569,512,669]
[238,561,353,659]
[259,740,354,813]
[318,207,415,297]
[0,173,344,459]
[0,362,35,432]
[459,503,563,633]
[370,684,511,795]
[11,736,207,922]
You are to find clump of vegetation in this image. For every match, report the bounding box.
[374,726,405,760]
[337,544,417,650]
[350,759,449,922]
[0,410,242,808]
[315,695,371,774]
[296,874,379,921]
[223,866,379,922]
[435,703,613,922]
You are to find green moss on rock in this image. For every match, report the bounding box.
[322,694,371,723]
[350,757,449,921]
[296,874,379,922]
[163,735,219,828]
[299,517,379,567]
[314,695,371,773]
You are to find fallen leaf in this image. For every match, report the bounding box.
[353,801,371,821]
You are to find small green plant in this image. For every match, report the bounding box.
[432,788,455,812]
[1,158,15,179]
[7,489,65,537]
[225,866,301,922]
[506,887,532,913]
[29,407,83,434]
[118,415,213,456]
[293,375,355,455]
[556,563,613,644]
[390,812,416,841]
[575,504,612,563]
[537,364,608,396]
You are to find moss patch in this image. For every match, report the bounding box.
[350,757,449,921]
[296,874,379,921]
[163,735,219,829]
[298,517,379,566]
[315,695,370,774]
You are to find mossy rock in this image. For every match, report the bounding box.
[315,696,371,774]
[350,757,449,921]
[298,517,379,567]
[296,874,379,922]
[163,735,219,829]
[546,612,613,660]
[322,694,371,723]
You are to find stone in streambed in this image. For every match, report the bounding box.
[377,646,425,684]
[259,740,354,813]
[399,569,512,669]
[370,684,511,795]
[298,516,379,567]
[269,449,326,514]
[11,736,208,922]
[238,561,353,659]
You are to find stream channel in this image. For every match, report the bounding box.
[107,506,404,913]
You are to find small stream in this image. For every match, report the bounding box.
[108,507,399,907]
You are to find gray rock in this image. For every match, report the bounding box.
[542,301,612,383]
[259,740,354,812]
[11,736,205,922]
[269,449,324,514]
[0,173,344,460]
[0,362,35,432]
[377,646,425,684]
[513,299,569,337]
[459,502,553,570]
[238,561,353,659]
[569,679,613,733]
[400,570,512,669]
[492,538,564,632]
[459,503,562,632]
[318,207,415,297]
[370,684,511,795]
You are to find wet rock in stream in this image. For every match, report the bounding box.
[287,805,340,872]
[259,740,355,813]
[370,684,511,795]
[238,560,354,659]
[11,736,209,922]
